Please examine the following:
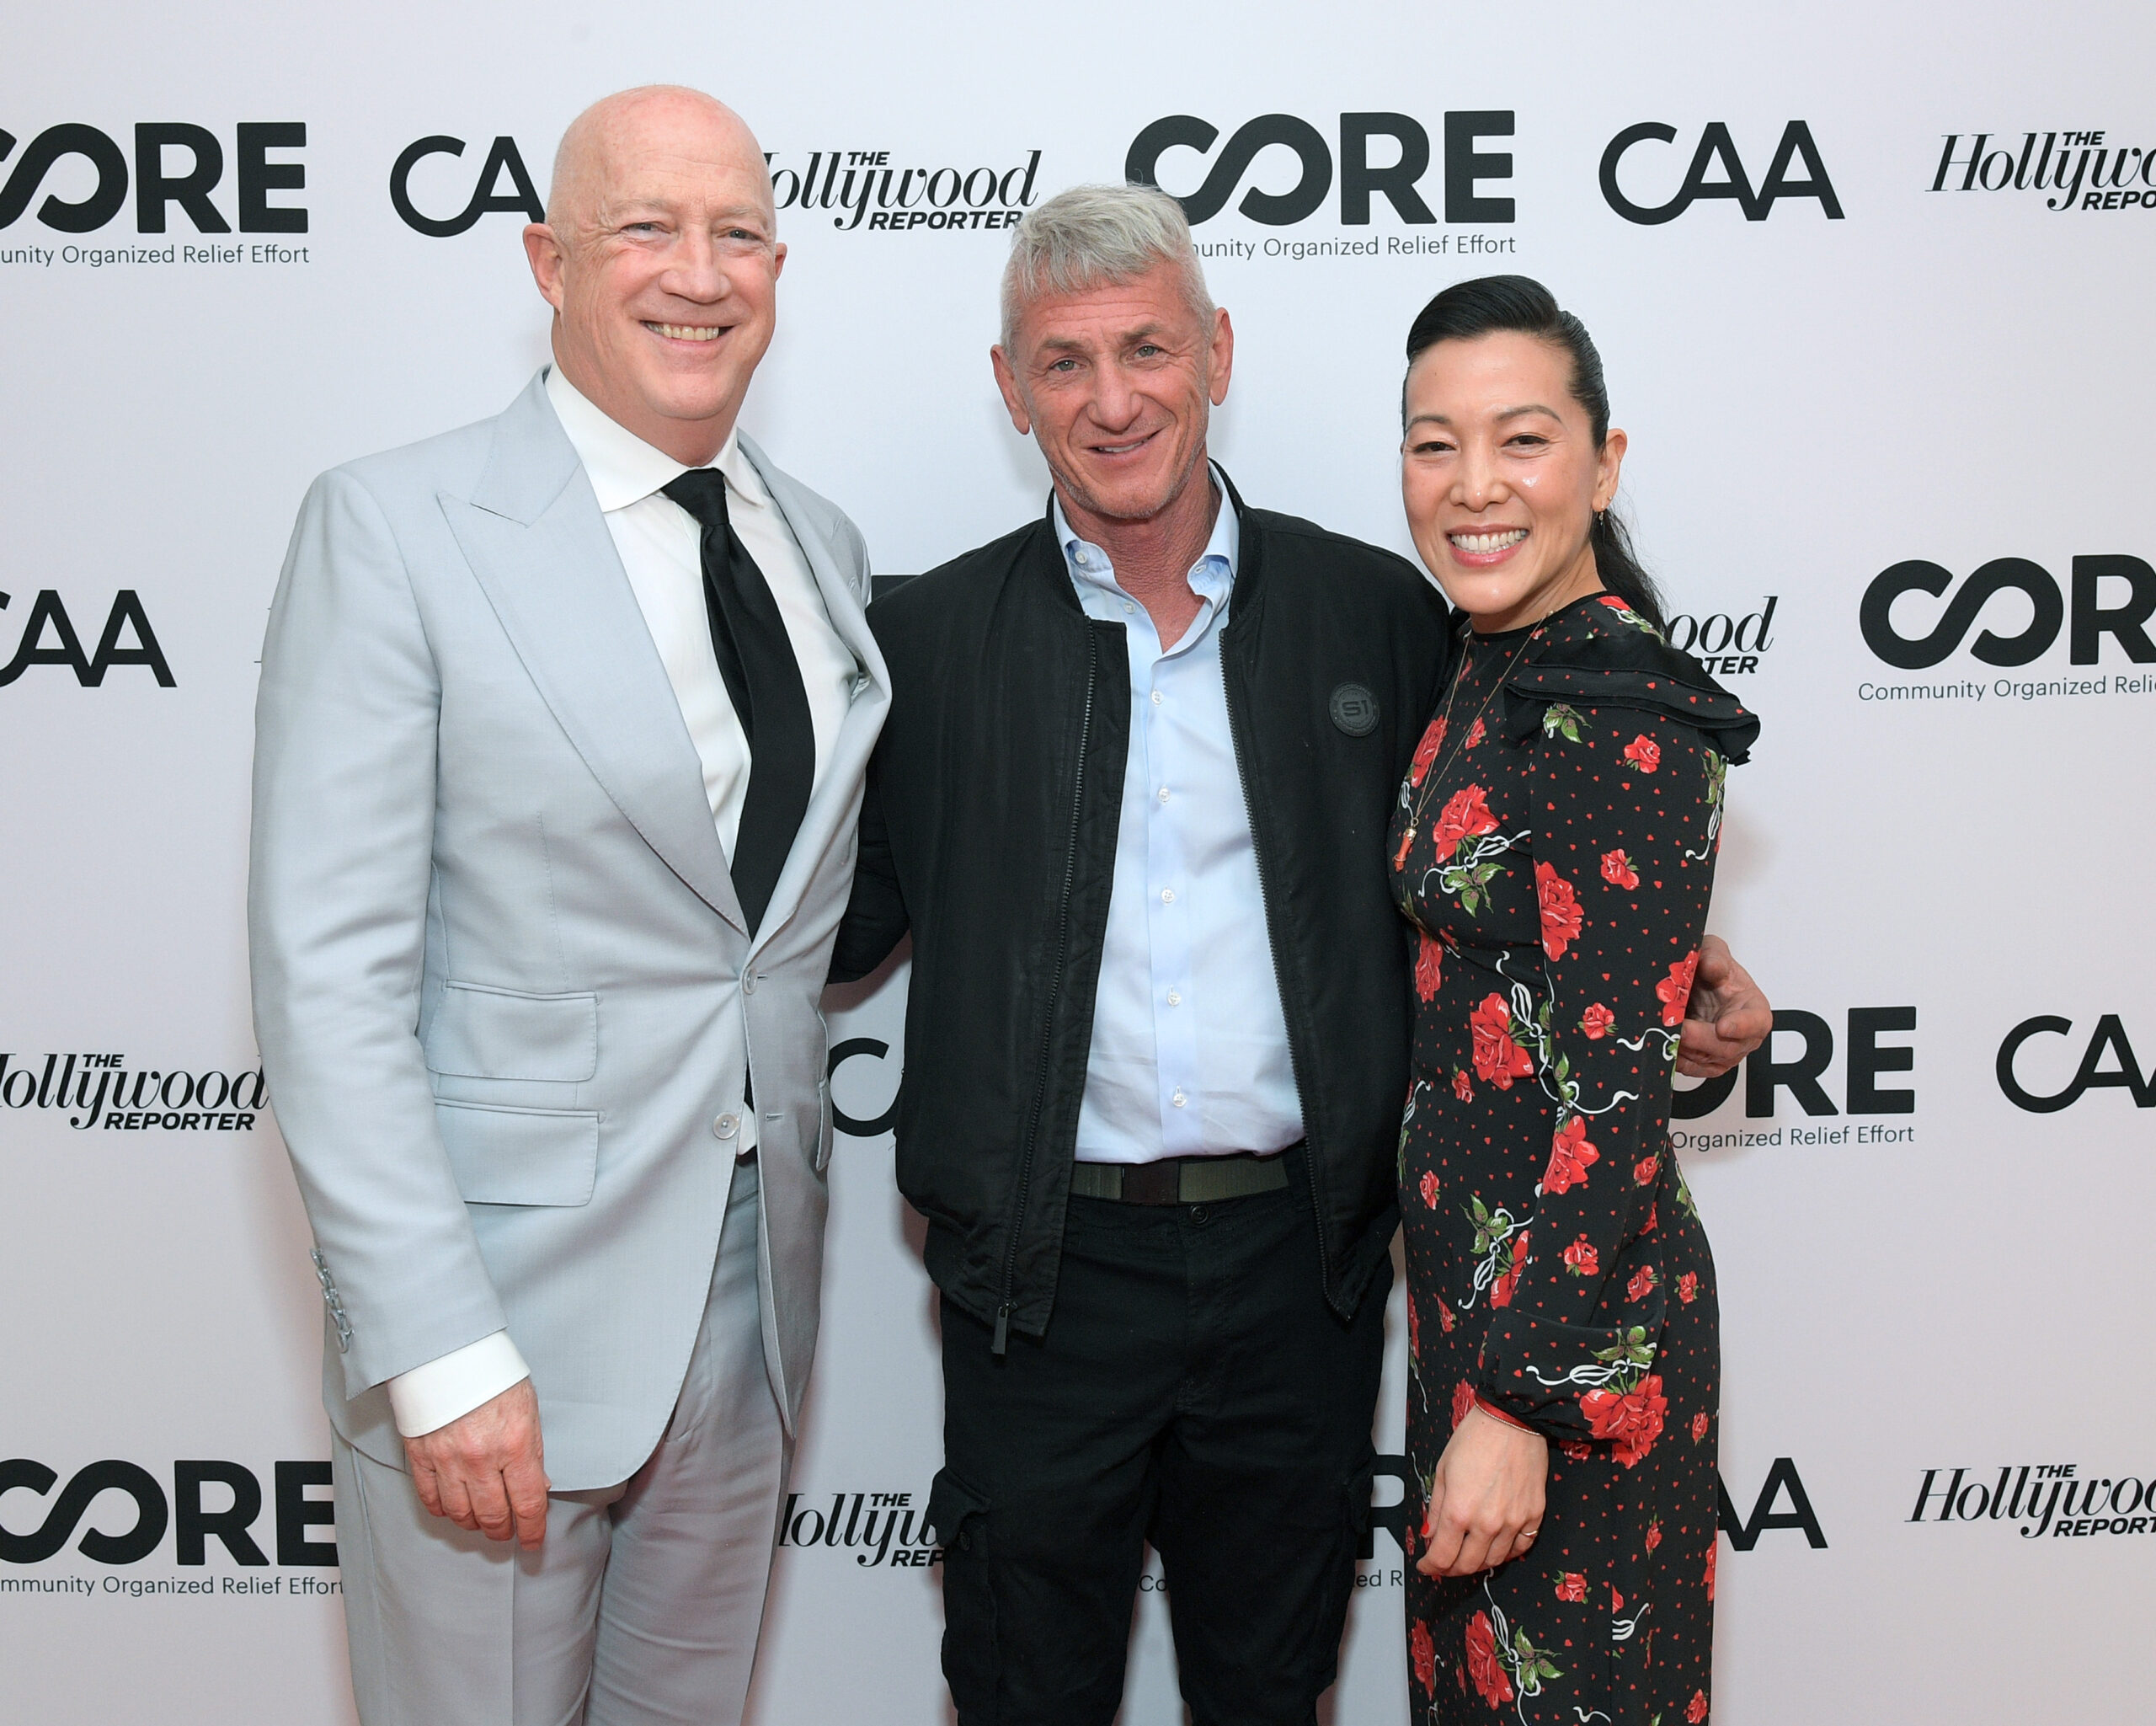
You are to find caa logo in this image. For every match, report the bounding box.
[1600,121,1842,224]
[0,590,173,687]
[1997,1015,2153,1113]
[390,136,544,236]
[1860,555,2156,669]
[0,123,306,232]
[1127,111,1515,227]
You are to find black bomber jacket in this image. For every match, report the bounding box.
[830,473,1454,1348]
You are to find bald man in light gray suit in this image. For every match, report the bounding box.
[248,87,887,1724]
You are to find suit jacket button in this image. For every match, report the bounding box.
[714,1114,739,1141]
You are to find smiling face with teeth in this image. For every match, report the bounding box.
[523,87,784,467]
[1401,330,1627,633]
[990,259,1233,548]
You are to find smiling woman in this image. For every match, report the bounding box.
[1387,276,1758,1725]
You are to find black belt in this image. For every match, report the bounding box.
[1069,1149,1292,1206]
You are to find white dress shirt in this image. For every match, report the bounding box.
[1058,480,1306,1166]
[386,366,857,1440]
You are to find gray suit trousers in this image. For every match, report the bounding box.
[333,1162,786,1726]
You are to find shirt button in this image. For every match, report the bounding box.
[1160,887,1176,905]
[1122,601,1135,615]
[1171,1090,1187,1109]
[1166,990,1182,1007]
[1158,787,1171,804]
[1151,690,1164,705]
[713,1114,739,1141]
[1075,549,1091,566]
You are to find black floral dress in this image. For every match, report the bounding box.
[1390,593,1758,1725]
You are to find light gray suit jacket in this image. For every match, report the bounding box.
[248,371,889,1489]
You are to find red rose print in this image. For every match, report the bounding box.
[1543,1117,1599,1194]
[1642,1203,1659,1235]
[1409,719,1447,787]
[1452,1379,1476,1431]
[1452,1067,1474,1103]
[1465,715,1486,750]
[1704,1539,1718,1601]
[1678,1270,1698,1304]
[1598,594,1631,614]
[1599,847,1640,890]
[1465,1611,1515,1709]
[1577,1373,1668,1467]
[1411,1618,1437,1695]
[1556,1571,1588,1603]
[1561,1235,1599,1277]
[1393,826,1414,872]
[1470,994,1534,1088]
[1438,1296,1456,1333]
[1490,1231,1528,1307]
[1645,1518,1662,1553]
[1579,1002,1615,1039]
[1634,1153,1660,1187]
[1409,1293,1421,1359]
[1559,1440,1595,1461]
[1691,1409,1710,1441]
[1611,1586,1624,1613]
[1431,784,1500,860]
[1687,1686,1710,1723]
[1657,949,1700,1027]
[1534,861,1583,960]
[1419,1169,1440,1210]
[1623,733,1661,773]
[1626,1264,1657,1302]
[1415,929,1444,1002]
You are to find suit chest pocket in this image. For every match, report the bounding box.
[425,981,598,1082]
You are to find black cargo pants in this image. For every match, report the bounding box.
[930,1159,1390,1726]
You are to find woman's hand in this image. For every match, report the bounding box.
[1417,1405,1549,1579]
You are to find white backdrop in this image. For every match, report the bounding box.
[4,3,2153,1721]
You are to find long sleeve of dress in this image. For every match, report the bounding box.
[1471,700,1725,1447]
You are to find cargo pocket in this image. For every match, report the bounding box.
[926,1467,996,1714]
[435,1099,599,1206]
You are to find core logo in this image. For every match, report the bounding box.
[0,590,173,688]
[0,123,306,233]
[1996,1015,2153,1113]
[1599,121,1842,224]
[1127,111,1515,227]
[1672,1007,1917,1136]
[1930,131,2156,212]
[1860,556,2155,669]
[389,135,543,237]
[0,1459,334,1570]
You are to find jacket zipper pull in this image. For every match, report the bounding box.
[992,1303,1011,1356]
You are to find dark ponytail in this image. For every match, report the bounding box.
[1403,275,1667,635]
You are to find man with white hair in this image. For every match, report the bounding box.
[252,86,885,1723]
[830,184,1767,1723]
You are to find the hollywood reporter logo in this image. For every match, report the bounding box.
[1911,1463,2154,1539]
[0,1053,264,1130]
[0,122,306,233]
[1127,110,1517,227]
[1668,596,1777,676]
[1930,131,2156,212]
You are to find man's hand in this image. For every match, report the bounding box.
[1418,1406,1549,1579]
[1676,933,1771,1079]
[403,1378,549,1549]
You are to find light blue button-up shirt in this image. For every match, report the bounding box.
[1056,480,1305,1165]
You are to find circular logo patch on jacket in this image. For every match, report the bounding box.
[1328,682,1379,737]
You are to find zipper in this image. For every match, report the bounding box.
[994,623,1099,1355]
[1220,625,1334,1297]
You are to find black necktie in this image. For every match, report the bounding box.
[661,468,815,935]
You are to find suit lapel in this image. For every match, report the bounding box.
[443,373,748,934]
[739,434,890,955]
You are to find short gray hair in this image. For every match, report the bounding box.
[999,183,1215,352]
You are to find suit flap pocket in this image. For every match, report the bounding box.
[436,1100,599,1206]
[426,983,597,1082]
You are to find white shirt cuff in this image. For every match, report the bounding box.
[387,1331,531,1439]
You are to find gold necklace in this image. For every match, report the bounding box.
[1397,617,1545,854]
